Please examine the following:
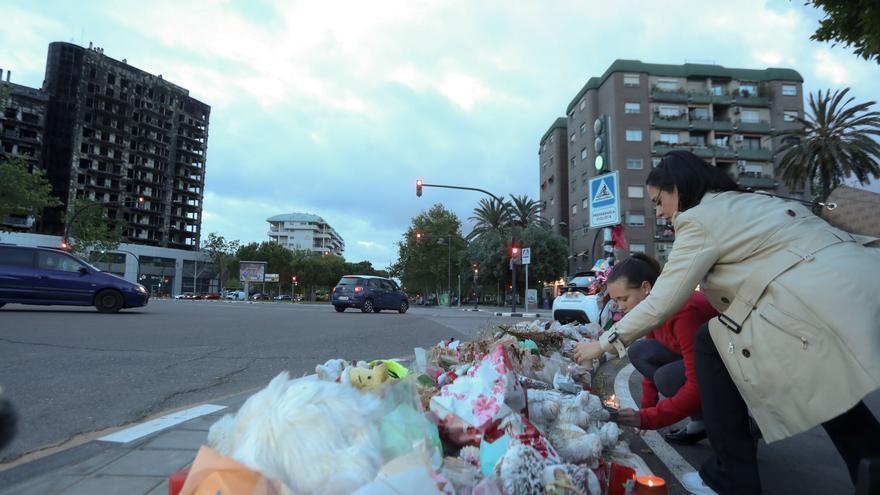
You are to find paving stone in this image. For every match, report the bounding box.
[56,447,130,476]
[175,415,218,431]
[62,475,164,495]
[98,449,195,477]
[140,429,207,450]
[0,475,81,495]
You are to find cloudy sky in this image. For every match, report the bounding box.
[2,0,878,268]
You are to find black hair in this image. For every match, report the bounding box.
[646,150,741,211]
[607,253,661,289]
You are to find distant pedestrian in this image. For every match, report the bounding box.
[574,150,880,494]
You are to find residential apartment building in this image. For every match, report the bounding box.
[38,42,211,250]
[553,60,804,267]
[0,69,50,230]
[267,213,345,257]
[538,117,569,236]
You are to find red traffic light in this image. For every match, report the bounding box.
[416,179,423,197]
[323,251,330,256]
[415,231,423,241]
[512,246,520,255]
[291,275,297,282]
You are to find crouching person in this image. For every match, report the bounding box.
[601,254,717,441]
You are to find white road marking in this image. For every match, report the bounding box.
[614,363,699,486]
[98,404,226,444]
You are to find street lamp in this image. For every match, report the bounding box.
[62,196,145,248]
[101,248,141,284]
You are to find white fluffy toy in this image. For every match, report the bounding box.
[208,371,384,495]
[526,389,611,465]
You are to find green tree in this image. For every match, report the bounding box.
[202,232,240,294]
[65,199,123,258]
[807,0,880,64]
[507,194,548,230]
[0,155,61,232]
[389,203,467,298]
[774,88,880,202]
[466,197,510,241]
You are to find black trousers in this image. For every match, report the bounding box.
[628,338,701,422]
[692,323,880,494]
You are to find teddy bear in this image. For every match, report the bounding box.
[315,358,348,382]
[349,362,389,392]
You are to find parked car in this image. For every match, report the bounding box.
[0,244,150,313]
[552,271,602,324]
[198,293,220,300]
[331,275,409,313]
[273,294,292,301]
[250,293,270,301]
[224,290,246,300]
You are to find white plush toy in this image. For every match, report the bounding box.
[208,371,384,495]
[526,390,610,465]
[315,358,348,382]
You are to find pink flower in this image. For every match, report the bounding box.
[472,395,500,425]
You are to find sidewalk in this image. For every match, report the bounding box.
[0,393,247,495]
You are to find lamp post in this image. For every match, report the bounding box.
[62,196,145,248]
[102,248,141,284]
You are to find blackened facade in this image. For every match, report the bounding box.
[41,42,210,250]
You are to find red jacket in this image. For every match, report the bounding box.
[639,291,718,430]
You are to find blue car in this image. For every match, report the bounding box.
[331,275,408,313]
[0,244,149,313]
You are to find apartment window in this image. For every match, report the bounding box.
[743,136,762,150]
[542,161,549,170]
[581,147,587,160]
[660,132,679,144]
[626,212,646,226]
[626,158,644,170]
[656,79,679,91]
[657,105,681,118]
[741,110,760,123]
[743,163,764,175]
[624,74,640,87]
[572,204,578,214]
[580,122,587,134]
[715,135,730,147]
[626,129,642,142]
[582,198,589,209]
[621,102,640,114]
[711,84,725,96]
[627,186,644,199]
[782,84,797,96]
[690,107,710,120]
[549,136,554,144]
[571,180,576,192]
[630,244,646,254]
[579,98,586,110]
[570,132,576,142]
[783,110,799,122]
[738,83,758,96]
[570,157,575,168]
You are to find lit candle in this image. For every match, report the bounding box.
[635,475,667,495]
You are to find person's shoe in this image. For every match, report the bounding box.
[681,472,718,495]
[664,427,707,445]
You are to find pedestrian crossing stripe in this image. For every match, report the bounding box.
[594,180,614,202]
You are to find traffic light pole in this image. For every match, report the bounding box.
[511,261,517,313]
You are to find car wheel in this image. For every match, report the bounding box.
[361,299,374,313]
[94,289,124,313]
[398,301,409,314]
[334,305,345,312]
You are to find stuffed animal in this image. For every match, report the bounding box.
[496,442,547,495]
[349,362,388,392]
[207,372,384,495]
[525,390,610,465]
[316,358,348,382]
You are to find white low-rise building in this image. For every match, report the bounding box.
[267,213,345,257]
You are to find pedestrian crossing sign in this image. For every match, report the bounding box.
[589,171,620,228]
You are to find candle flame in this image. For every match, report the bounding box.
[648,480,654,487]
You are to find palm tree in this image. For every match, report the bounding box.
[507,194,550,230]
[774,88,880,202]
[467,197,510,240]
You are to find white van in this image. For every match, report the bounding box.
[225,290,247,300]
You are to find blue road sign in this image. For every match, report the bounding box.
[589,171,620,228]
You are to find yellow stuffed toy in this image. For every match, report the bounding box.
[349,362,389,392]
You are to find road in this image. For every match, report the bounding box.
[0,299,514,465]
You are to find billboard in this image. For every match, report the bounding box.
[239,261,267,283]
[264,273,279,283]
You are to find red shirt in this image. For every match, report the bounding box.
[639,291,718,430]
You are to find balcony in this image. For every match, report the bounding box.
[713,119,735,132]
[736,120,771,133]
[737,174,779,189]
[650,89,689,103]
[736,147,772,161]
[652,116,690,129]
[689,118,713,131]
[733,95,770,106]
[714,147,736,159]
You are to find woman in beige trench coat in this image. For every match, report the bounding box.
[575,150,880,494]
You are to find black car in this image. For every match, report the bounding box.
[0,244,149,313]
[331,275,408,313]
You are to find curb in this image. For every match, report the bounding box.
[493,312,542,317]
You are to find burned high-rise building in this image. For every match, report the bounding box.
[40,42,210,250]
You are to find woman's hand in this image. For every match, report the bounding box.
[573,341,604,365]
[616,408,642,428]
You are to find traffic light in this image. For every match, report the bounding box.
[416,179,423,197]
[415,231,423,243]
[323,251,330,256]
[473,261,479,274]
[593,115,611,173]
[60,240,69,250]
